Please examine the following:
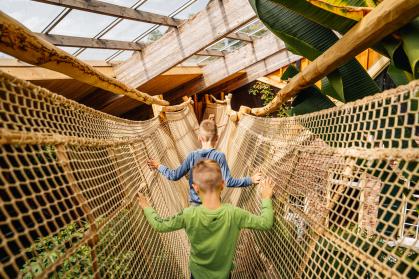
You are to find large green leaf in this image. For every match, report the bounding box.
[307,0,374,21]
[269,0,417,85]
[250,0,379,103]
[400,19,419,78]
[282,65,335,115]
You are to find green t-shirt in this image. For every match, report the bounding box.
[143,199,273,279]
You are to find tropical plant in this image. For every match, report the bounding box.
[249,81,292,117]
[249,0,380,115]
[249,0,418,114]
[20,211,135,278]
[258,0,417,83]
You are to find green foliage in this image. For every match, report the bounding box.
[20,211,135,278]
[282,65,336,115]
[249,0,379,105]
[249,81,275,105]
[261,0,418,83]
[21,222,93,279]
[249,81,291,117]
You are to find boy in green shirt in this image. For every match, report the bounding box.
[137,159,274,279]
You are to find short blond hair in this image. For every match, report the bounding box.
[199,119,218,142]
[192,160,222,192]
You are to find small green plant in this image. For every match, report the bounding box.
[21,211,135,278]
[249,81,291,117]
[21,222,93,279]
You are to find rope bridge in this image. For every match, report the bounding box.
[0,71,418,278]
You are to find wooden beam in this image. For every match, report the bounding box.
[0,10,168,106]
[226,32,253,42]
[252,0,419,116]
[367,56,390,79]
[166,32,295,100]
[196,49,225,57]
[257,76,287,89]
[33,0,183,27]
[0,65,113,80]
[114,0,257,88]
[37,33,146,51]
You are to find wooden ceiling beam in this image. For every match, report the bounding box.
[256,76,287,89]
[226,32,253,42]
[114,0,257,88]
[33,0,183,27]
[37,33,146,50]
[196,49,225,57]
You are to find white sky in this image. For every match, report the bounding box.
[0,0,210,61]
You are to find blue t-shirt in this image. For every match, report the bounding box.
[158,148,252,203]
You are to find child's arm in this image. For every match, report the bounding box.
[147,153,193,181]
[138,194,185,232]
[236,178,274,230]
[219,153,261,187]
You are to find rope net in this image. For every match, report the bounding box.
[0,70,418,278]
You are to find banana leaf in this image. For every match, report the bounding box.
[279,65,336,115]
[400,19,419,78]
[269,0,418,84]
[250,0,379,103]
[307,0,373,21]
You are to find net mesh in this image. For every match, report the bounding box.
[0,70,418,279]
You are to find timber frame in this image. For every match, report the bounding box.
[33,0,184,27]
[114,0,257,87]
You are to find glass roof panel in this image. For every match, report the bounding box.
[139,0,190,15]
[58,46,80,55]
[141,26,169,43]
[0,0,64,32]
[101,19,154,41]
[110,51,135,61]
[49,10,117,38]
[174,0,210,19]
[77,49,130,61]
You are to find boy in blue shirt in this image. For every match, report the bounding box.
[148,119,261,205]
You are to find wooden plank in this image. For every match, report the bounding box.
[257,76,287,89]
[196,49,225,57]
[251,0,419,116]
[0,10,168,106]
[33,0,183,27]
[0,65,114,80]
[367,56,390,79]
[166,32,295,100]
[226,32,253,42]
[37,33,146,50]
[114,0,257,87]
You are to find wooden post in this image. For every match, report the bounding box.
[56,144,100,279]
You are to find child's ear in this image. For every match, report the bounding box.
[192,183,199,194]
[220,181,225,191]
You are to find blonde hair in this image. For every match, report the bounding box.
[199,119,218,142]
[192,160,222,193]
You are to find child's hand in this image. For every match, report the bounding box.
[147,159,160,170]
[251,172,262,184]
[259,177,274,199]
[137,193,151,209]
